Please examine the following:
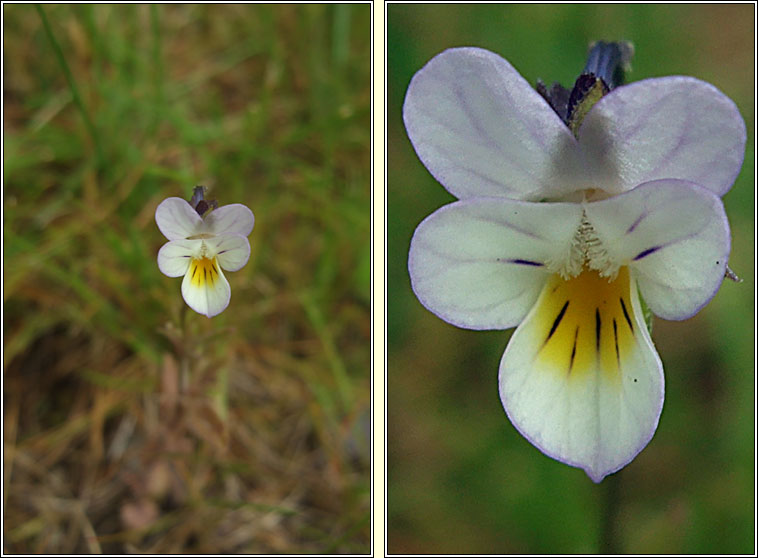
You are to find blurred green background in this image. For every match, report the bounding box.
[388,4,754,554]
[4,4,369,554]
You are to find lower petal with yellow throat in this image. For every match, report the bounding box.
[499,266,664,482]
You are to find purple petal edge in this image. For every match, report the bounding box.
[629,180,731,322]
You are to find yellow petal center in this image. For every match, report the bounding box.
[188,256,220,288]
[533,266,636,382]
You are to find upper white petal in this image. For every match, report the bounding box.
[584,179,730,320]
[499,268,664,483]
[403,47,583,201]
[579,76,746,196]
[408,197,584,330]
[155,197,204,240]
[204,204,255,238]
[181,258,231,318]
[205,235,251,272]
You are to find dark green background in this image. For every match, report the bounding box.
[388,4,754,554]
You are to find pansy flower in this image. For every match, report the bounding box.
[404,45,745,482]
[156,190,255,318]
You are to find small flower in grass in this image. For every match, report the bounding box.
[156,188,254,318]
[404,44,745,481]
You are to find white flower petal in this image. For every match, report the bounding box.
[157,239,201,277]
[579,77,746,196]
[205,235,251,272]
[408,198,584,330]
[584,179,730,320]
[181,257,231,318]
[499,267,664,483]
[403,47,583,201]
[155,197,204,240]
[204,204,255,237]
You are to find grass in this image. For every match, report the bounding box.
[387,3,754,554]
[4,4,370,554]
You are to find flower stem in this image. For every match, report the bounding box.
[179,303,189,392]
[600,471,622,553]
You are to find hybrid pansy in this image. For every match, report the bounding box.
[404,44,745,482]
[156,188,255,318]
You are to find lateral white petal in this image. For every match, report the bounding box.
[181,257,231,318]
[155,197,204,240]
[408,198,584,330]
[499,268,664,483]
[579,77,746,196]
[157,239,201,277]
[205,204,255,238]
[585,180,730,321]
[205,235,251,272]
[403,47,583,201]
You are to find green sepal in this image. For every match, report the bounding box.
[637,285,654,335]
[568,77,609,137]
